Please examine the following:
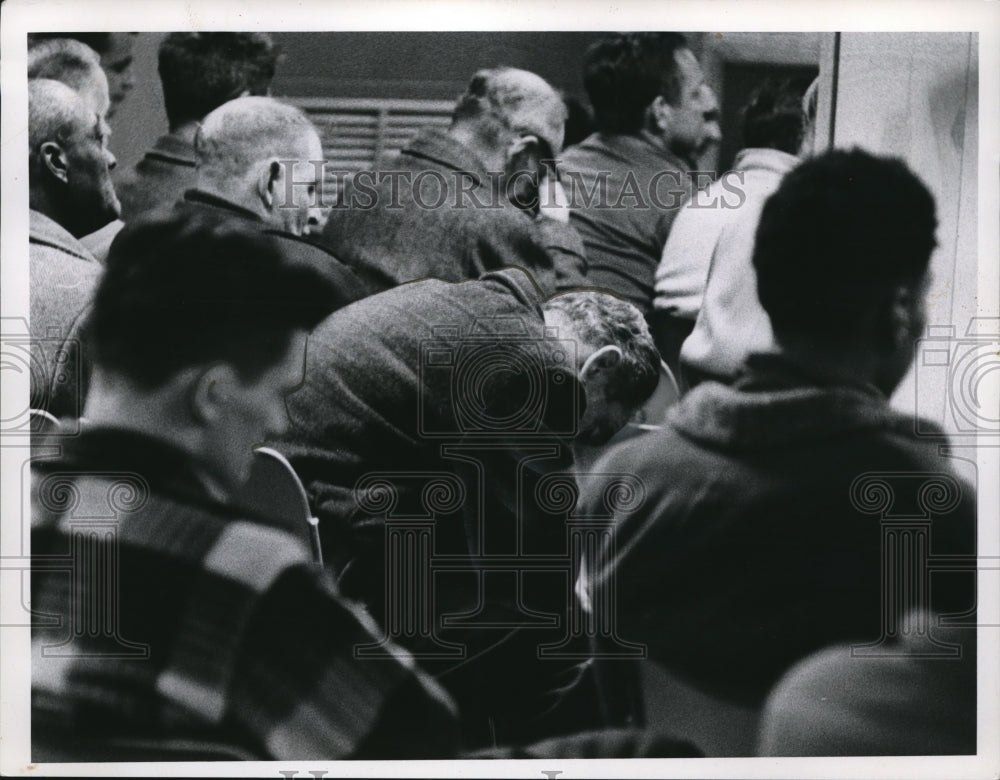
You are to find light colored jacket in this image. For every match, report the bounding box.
[29,209,101,418]
[671,148,800,380]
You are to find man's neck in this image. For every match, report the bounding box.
[30,192,83,239]
[447,124,504,172]
[83,371,204,461]
[193,180,268,223]
[167,121,201,146]
[769,342,886,395]
[83,375,237,502]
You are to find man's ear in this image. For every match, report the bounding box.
[190,364,236,425]
[258,159,283,210]
[506,133,540,167]
[579,344,623,382]
[883,284,923,352]
[39,141,70,184]
[648,95,673,133]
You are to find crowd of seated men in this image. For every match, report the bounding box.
[25,31,976,762]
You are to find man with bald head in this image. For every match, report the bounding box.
[28,78,119,419]
[172,96,366,304]
[320,66,587,296]
[114,32,278,223]
[189,96,324,235]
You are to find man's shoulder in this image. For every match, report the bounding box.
[29,211,97,263]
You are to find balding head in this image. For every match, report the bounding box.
[453,67,566,157]
[29,79,120,237]
[194,96,324,234]
[29,38,110,120]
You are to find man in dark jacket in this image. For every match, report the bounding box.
[274,269,660,748]
[96,95,368,305]
[175,95,368,304]
[582,149,977,752]
[320,67,588,296]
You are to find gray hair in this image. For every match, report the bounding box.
[452,67,566,154]
[29,78,91,153]
[194,96,319,184]
[29,38,103,95]
[543,291,660,409]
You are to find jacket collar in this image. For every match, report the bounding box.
[182,188,264,222]
[29,209,97,263]
[145,131,197,167]
[669,352,905,450]
[403,128,491,184]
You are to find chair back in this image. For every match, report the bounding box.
[29,408,61,434]
[238,446,324,565]
[633,360,681,428]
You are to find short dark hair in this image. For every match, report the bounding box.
[91,211,339,388]
[741,77,814,155]
[582,32,689,134]
[158,32,279,128]
[754,148,937,346]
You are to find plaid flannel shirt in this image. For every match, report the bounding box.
[31,427,459,760]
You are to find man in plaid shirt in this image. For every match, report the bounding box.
[31,210,459,760]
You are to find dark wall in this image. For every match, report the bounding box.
[269,32,610,102]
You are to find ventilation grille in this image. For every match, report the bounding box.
[288,97,455,195]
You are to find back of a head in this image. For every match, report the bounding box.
[195,96,316,186]
[753,148,937,347]
[583,32,689,135]
[91,210,340,389]
[741,77,814,155]
[28,38,103,95]
[158,32,279,128]
[452,66,566,154]
[543,291,660,409]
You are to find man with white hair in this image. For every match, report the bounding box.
[28,37,110,121]
[28,78,119,419]
[115,32,279,222]
[189,96,323,235]
[320,66,588,296]
[173,96,366,304]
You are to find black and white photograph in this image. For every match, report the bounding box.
[1,1,997,777]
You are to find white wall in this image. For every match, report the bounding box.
[828,33,980,444]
